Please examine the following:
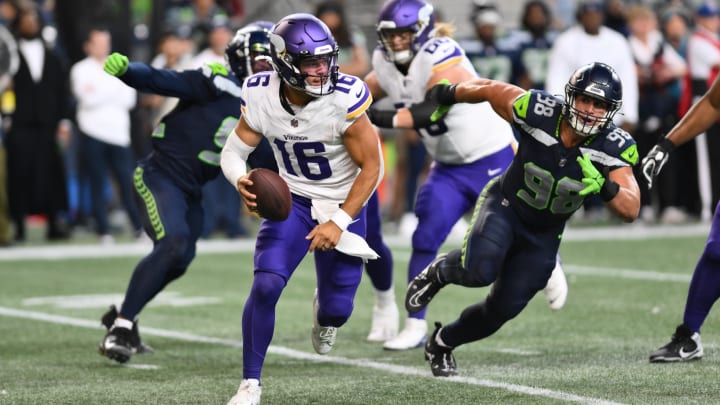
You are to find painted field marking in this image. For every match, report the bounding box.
[0,306,625,405]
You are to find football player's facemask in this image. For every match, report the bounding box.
[269,13,339,97]
[225,21,273,79]
[563,62,622,137]
[377,0,435,65]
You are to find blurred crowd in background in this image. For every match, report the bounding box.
[0,0,717,246]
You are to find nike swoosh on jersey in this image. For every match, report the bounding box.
[487,167,503,177]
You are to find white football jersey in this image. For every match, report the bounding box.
[372,36,514,164]
[241,71,374,202]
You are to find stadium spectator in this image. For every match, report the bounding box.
[657,6,695,221]
[513,0,559,91]
[626,4,687,224]
[460,0,522,85]
[643,68,720,364]
[97,22,274,364]
[6,3,71,241]
[315,0,370,77]
[604,0,629,37]
[365,0,567,351]
[70,27,143,244]
[408,62,640,377]
[222,14,381,405]
[546,0,638,222]
[164,0,228,54]
[677,2,720,222]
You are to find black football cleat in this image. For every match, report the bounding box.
[406,254,447,314]
[649,324,703,363]
[425,322,457,377]
[100,305,154,355]
[99,326,134,363]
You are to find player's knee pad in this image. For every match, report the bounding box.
[250,271,286,304]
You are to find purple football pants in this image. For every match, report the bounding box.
[242,194,366,380]
[684,200,720,333]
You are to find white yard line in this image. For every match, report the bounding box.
[0,223,710,262]
[0,306,624,405]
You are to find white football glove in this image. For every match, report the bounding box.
[641,139,675,189]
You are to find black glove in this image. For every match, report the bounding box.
[425,82,457,105]
[640,138,675,189]
[408,98,448,129]
[365,107,395,128]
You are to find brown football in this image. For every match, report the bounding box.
[247,168,292,221]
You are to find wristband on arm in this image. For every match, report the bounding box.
[365,107,396,128]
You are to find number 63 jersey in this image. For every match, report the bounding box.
[502,89,638,229]
[241,71,376,203]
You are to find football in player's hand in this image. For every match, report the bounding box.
[247,168,291,221]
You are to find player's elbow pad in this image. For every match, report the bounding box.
[221,131,256,187]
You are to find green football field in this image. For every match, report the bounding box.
[1,224,719,404]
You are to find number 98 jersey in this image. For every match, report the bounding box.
[501,89,638,229]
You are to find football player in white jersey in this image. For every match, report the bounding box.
[364,0,568,351]
[221,14,382,405]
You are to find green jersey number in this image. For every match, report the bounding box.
[517,162,585,214]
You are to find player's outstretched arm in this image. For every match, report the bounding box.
[425,78,524,123]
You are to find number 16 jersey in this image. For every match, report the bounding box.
[240,71,377,203]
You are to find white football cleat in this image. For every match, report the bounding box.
[383,318,427,351]
[311,289,337,354]
[544,258,568,311]
[227,379,261,405]
[366,301,399,342]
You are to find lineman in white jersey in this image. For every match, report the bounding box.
[221,14,382,405]
[365,0,568,351]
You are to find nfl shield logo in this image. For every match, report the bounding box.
[291,119,298,128]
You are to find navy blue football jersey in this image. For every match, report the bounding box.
[501,89,638,229]
[120,62,243,193]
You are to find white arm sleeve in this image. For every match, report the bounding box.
[220,129,256,187]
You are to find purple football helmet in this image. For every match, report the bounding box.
[269,13,339,97]
[225,21,273,79]
[376,0,435,64]
[563,62,623,136]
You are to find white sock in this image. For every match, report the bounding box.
[113,318,133,330]
[375,287,395,307]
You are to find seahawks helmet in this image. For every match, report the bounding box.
[563,62,623,136]
[225,21,273,79]
[268,13,339,97]
[376,0,435,64]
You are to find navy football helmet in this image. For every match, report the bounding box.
[377,0,435,64]
[269,13,339,97]
[225,21,273,79]
[563,62,623,136]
